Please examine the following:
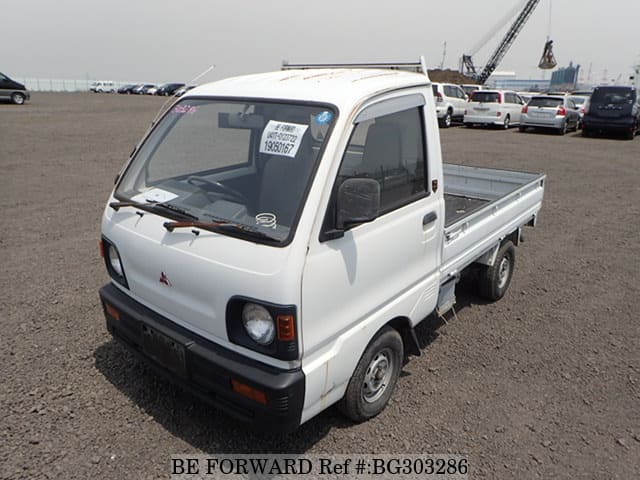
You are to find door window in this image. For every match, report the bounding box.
[335,106,427,216]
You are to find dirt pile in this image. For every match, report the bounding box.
[428,69,478,84]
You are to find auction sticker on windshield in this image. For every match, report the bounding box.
[259,121,309,158]
[131,188,178,203]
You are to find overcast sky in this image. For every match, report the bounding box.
[3,0,639,85]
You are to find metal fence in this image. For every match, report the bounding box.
[19,78,135,92]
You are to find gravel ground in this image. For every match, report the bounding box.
[1,93,639,479]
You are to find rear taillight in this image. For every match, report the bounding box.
[557,106,567,116]
[522,105,528,114]
[436,92,443,103]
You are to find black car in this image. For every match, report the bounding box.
[117,84,137,94]
[0,72,30,105]
[155,83,185,96]
[582,86,639,139]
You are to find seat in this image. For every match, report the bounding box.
[257,133,315,227]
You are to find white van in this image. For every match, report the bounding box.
[90,81,116,93]
[464,90,526,129]
[99,60,545,432]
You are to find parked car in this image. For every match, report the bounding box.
[155,83,186,96]
[464,90,526,129]
[582,86,639,139]
[145,86,159,95]
[567,95,589,127]
[132,84,156,95]
[173,84,196,97]
[431,82,468,128]
[117,84,137,94]
[519,95,581,135]
[460,84,484,97]
[0,72,30,105]
[90,81,116,93]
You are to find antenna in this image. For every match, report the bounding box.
[151,65,217,126]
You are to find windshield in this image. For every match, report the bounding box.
[115,98,336,245]
[470,92,500,103]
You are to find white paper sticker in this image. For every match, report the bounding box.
[131,188,178,204]
[259,121,309,158]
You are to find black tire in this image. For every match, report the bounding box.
[338,327,403,422]
[556,121,567,135]
[11,92,26,105]
[503,115,510,129]
[439,110,452,128]
[518,126,526,133]
[477,241,515,301]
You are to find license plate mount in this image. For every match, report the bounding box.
[141,324,187,378]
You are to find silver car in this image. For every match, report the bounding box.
[519,95,581,135]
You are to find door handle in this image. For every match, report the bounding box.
[423,211,438,226]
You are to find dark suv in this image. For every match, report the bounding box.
[0,72,30,105]
[582,86,639,139]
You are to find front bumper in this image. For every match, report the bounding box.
[99,283,305,433]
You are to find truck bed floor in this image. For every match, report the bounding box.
[444,193,489,228]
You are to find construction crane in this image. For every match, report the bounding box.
[461,0,545,84]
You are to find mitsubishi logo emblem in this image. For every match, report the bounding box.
[159,272,172,287]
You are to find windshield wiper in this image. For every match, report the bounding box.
[109,200,198,220]
[163,218,278,241]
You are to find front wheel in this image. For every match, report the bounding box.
[338,327,403,422]
[11,92,26,105]
[477,241,515,301]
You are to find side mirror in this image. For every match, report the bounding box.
[336,178,380,230]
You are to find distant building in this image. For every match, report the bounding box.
[550,62,580,90]
[486,72,550,91]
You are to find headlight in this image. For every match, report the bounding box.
[242,303,275,345]
[108,245,124,277]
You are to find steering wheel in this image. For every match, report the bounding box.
[187,176,248,204]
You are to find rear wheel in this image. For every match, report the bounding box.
[503,115,511,129]
[518,126,526,133]
[477,241,515,301]
[556,121,567,135]
[440,110,452,128]
[582,128,591,137]
[338,327,403,422]
[11,93,26,105]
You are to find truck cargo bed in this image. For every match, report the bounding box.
[441,163,545,282]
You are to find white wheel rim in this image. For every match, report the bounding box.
[497,256,511,289]
[362,349,394,403]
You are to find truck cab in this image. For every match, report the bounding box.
[99,60,545,432]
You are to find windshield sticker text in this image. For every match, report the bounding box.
[131,188,178,204]
[172,104,199,114]
[259,121,309,158]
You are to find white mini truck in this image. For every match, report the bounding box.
[99,59,545,433]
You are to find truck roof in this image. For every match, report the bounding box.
[184,69,431,111]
